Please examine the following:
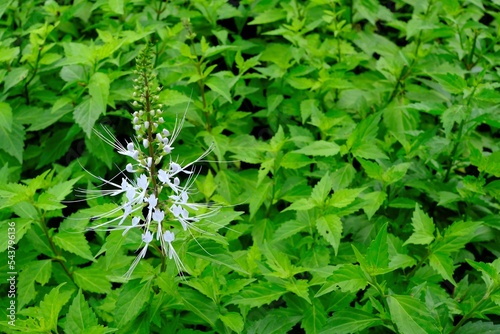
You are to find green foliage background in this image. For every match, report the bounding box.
[1,0,500,333]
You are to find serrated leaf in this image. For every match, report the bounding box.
[85,130,115,169]
[229,282,287,308]
[330,188,365,208]
[65,289,101,334]
[108,0,124,14]
[302,300,327,334]
[220,312,244,333]
[466,260,498,290]
[0,102,12,132]
[361,191,387,220]
[280,152,313,169]
[0,121,24,163]
[17,260,52,308]
[316,215,342,256]
[39,284,74,333]
[285,279,311,304]
[187,239,247,274]
[429,252,456,285]
[387,295,440,334]
[74,72,110,137]
[358,158,384,180]
[248,9,286,25]
[331,164,356,191]
[311,172,333,205]
[432,220,481,254]
[73,266,112,294]
[319,309,383,334]
[433,73,467,94]
[383,163,411,185]
[3,66,29,92]
[365,223,391,275]
[273,220,307,241]
[114,279,151,327]
[316,264,368,295]
[53,230,95,261]
[284,198,316,211]
[352,142,388,160]
[294,140,340,157]
[206,75,232,103]
[404,204,435,246]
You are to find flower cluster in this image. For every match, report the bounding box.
[89,45,214,278]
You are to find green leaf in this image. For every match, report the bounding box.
[311,172,333,205]
[466,259,498,290]
[316,215,342,256]
[114,279,151,328]
[329,188,365,208]
[352,142,388,160]
[387,295,440,334]
[206,75,232,103]
[284,198,316,211]
[187,239,248,274]
[433,73,467,94]
[294,140,340,157]
[432,220,481,254]
[383,163,411,185]
[363,223,392,275]
[280,152,313,169]
[85,129,115,169]
[39,284,74,333]
[73,266,112,294]
[229,282,287,308]
[404,204,435,246]
[0,121,25,163]
[331,164,356,191]
[3,66,29,92]
[316,264,368,295]
[179,288,219,326]
[361,191,387,220]
[248,9,286,25]
[74,72,110,137]
[249,178,272,219]
[0,102,12,132]
[220,312,244,333]
[455,321,500,334]
[358,158,384,180]
[429,252,456,285]
[65,290,103,334]
[319,309,383,334]
[302,299,327,334]
[17,260,52,309]
[53,230,95,262]
[108,0,124,14]
[273,220,307,241]
[37,125,80,168]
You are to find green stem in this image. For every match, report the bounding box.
[184,24,210,131]
[449,292,492,334]
[24,46,42,105]
[37,210,75,283]
[407,251,430,278]
[142,73,159,199]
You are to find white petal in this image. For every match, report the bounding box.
[142,230,153,243]
[152,209,165,223]
[163,230,175,243]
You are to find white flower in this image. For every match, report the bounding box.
[124,230,153,279]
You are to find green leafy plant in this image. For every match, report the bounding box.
[1,0,500,333]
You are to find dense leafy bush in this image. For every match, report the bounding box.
[1,0,500,333]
